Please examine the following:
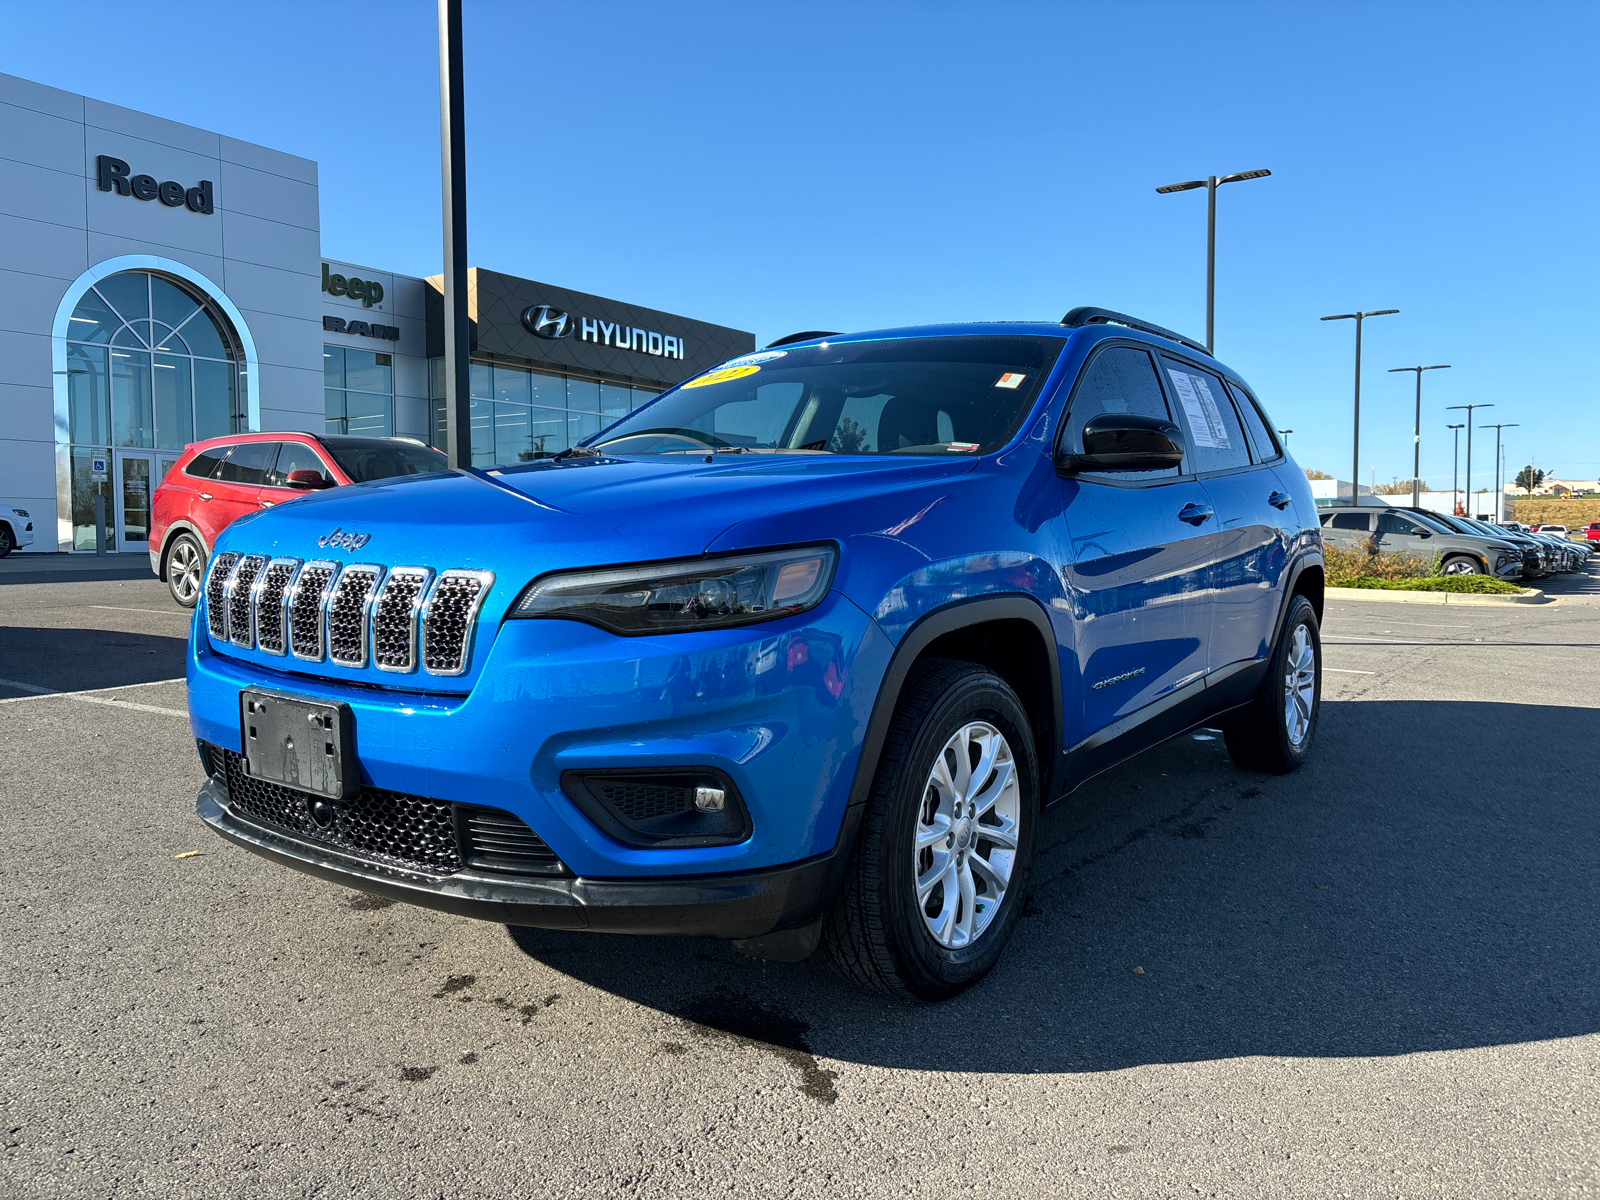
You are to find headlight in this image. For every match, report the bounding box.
[11,509,27,517]
[509,544,838,636]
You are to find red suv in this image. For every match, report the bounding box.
[1586,523,1600,543]
[151,432,447,607]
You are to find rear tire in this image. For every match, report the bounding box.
[823,659,1039,1002]
[166,533,205,608]
[1224,595,1321,775]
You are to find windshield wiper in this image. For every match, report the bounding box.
[553,444,602,460]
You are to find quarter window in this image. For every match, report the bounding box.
[1328,512,1372,531]
[1161,358,1251,474]
[1061,345,1178,482]
[1226,380,1281,462]
[185,445,233,478]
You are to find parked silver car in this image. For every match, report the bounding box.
[1318,508,1524,579]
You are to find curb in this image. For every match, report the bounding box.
[1326,585,1550,607]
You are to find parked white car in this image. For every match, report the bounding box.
[0,500,37,556]
[1535,524,1570,538]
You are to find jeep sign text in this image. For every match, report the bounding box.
[322,264,385,308]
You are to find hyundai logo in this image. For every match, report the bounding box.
[521,305,573,339]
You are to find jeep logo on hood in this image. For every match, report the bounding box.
[317,527,371,551]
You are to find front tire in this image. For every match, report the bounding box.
[165,533,205,608]
[823,659,1039,1001]
[0,525,13,559]
[1441,555,1483,575]
[1224,594,1321,775]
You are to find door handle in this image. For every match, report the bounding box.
[1268,491,1292,510]
[1178,502,1214,526]
[198,493,212,501]
[259,501,274,509]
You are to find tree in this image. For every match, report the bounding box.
[1372,478,1428,495]
[1514,465,1545,495]
[1303,468,1332,480]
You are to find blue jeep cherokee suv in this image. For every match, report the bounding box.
[189,307,1324,1001]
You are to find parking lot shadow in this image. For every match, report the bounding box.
[0,625,188,693]
[508,699,1600,1073]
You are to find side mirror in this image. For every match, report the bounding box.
[1057,414,1185,475]
[285,469,332,489]
[1416,530,1432,538]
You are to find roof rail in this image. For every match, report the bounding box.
[765,330,842,349]
[1060,307,1209,356]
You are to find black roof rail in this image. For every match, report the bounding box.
[765,330,842,349]
[1060,307,1209,356]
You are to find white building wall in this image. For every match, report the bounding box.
[0,71,322,550]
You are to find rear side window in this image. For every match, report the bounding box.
[215,442,277,485]
[1226,380,1281,462]
[1060,345,1178,482]
[267,441,333,487]
[185,445,231,478]
[1328,512,1372,531]
[1161,358,1251,474]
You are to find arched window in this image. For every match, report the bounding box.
[65,270,247,450]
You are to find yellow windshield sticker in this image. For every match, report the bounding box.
[683,364,760,389]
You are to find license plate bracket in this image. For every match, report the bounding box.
[239,689,359,800]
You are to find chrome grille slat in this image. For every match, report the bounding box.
[326,564,385,668]
[225,555,268,648]
[420,569,495,676]
[289,560,340,662]
[371,566,434,673]
[203,552,239,641]
[251,558,303,656]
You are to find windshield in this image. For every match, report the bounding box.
[322,438,448,482]
[589,336,1064,458]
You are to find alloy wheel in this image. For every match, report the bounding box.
[1283,624,1316,747]
[913,721,1021,950]
[169,539,203,605]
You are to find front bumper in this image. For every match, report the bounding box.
[198,780,859,938]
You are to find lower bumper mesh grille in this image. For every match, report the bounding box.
[211,746,566,877]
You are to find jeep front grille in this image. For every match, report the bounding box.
[251,558,302,655]
[204,555,494,677]
[208,744,566,877]
[204,552,239,640]
[327,564,384,667]
[420,569,494,676]
[372,567,433,672]
[289,560,339,661]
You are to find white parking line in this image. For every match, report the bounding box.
[88,604,192,617]
[1326,668,1376,675]
[0,676,187,717]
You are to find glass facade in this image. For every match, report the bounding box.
[427,357,659,467]
[324,345,394,436]
[66,270,247,550]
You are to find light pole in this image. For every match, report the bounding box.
[1322,309,1399,505]
[1481,423,1518,523]
[438,0,472,469]
[1387,364,1451,507]
[1156,169,1271,353]
[1446,423,1464,514]
[1446,403,1493,518]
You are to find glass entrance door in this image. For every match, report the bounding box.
[113,450,169,554]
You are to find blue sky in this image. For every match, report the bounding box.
[7,1,1595,490]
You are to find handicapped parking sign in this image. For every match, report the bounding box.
[91,456,107,473]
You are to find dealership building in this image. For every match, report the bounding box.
[0,71,754,554]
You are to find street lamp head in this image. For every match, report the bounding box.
[1446,423,1465,430]
[1363,309,1400,317]
[1218,169,1272,185]
[1321,313,1358,321]
[1156,180,1206,193]
[1424,364,1451,371]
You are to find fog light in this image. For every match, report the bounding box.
[694,786,726,812]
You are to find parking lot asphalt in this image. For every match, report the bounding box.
[3,560,1598,1199]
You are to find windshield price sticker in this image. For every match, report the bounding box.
[994,372,1027,389]
[683,364,762,389]
[1167,369,1230,450]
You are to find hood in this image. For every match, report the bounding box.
[207,454,975,690]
